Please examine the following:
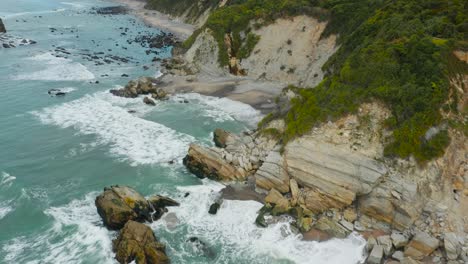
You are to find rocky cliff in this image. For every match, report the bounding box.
[0,19,6,33]
[183,100,468,263]
[169,15,337,88]
[145,0,227,28]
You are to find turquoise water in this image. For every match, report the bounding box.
[0,1,366,263]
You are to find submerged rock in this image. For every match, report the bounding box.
[186,237,216,259]
[143,97,156,106]
[113,221,169,264]
[95,185,152,230]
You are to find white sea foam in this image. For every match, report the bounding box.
[33,92,194,165]
[173,93,262,126]
[2,193,114,263]
[0,172,16,188]
[0,202,13,220]
[13,53,95,81]
[152,180,367,264]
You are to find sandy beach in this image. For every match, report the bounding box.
[111,0,286,113]
[110,0,195,40]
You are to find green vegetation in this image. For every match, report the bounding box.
[185,0,329,65]
[172,0,467,162]
[145,0,220,23]
[284,0,467,162]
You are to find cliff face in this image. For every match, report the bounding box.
[177,15,337,88]
[239,16,336,88]
[0,19,6,33]
[145,0,226,28]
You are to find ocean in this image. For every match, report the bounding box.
[0,0,366,263]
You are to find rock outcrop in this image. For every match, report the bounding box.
[95,187,179,263]
[284,137,387,213]
[110,77,167,100]
[181,100,467,263]
[95,186,179,229]
[0,19,6,33]
[183,144,248,181]
[113,221,169,264]
[95,186,153,230]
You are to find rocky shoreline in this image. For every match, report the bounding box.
[102,2,467,264]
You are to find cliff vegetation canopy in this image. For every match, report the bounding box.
[157,0,468,162]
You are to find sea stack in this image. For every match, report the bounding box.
[0,18,6,33]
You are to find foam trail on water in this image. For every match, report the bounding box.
[33,92,194,165]
[0,172,16,188]
[152,180,367,264]
[13,53,95,81]
[173,93,262,127]
[1,193,115,263]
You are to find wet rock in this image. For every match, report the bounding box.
[255,205,272,228]
[302,228,332,242]
[143,97,156,106]
[404,231,439,260]
[113,221,169,264]
[314,216,350,239]
[95,186,151,230]
[0,19,5,33]
[186,237,216,259]
[110,77,159,98]
[265,188,289,215]
[147,195,180,208]
[151,88,168,101]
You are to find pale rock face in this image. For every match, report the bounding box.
[255,151,289,193]
[444,233,461,260]
[240,16,337,88]
[184,29,225,76]
[284,136,387,213]
[377,235,393,256]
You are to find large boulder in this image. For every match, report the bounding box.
[95,186,152,230]
[183,144,247,181]
[404,231,439,260]
[284,137,387,213]
[113,221,169,264]
[0,19,6,33]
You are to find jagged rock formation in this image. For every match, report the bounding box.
[182,101,468,263]
[0,19,6,33]
[95,186,178,263]
[95,186,153,230]
[110,77,167,99]
[113,221,169,264]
